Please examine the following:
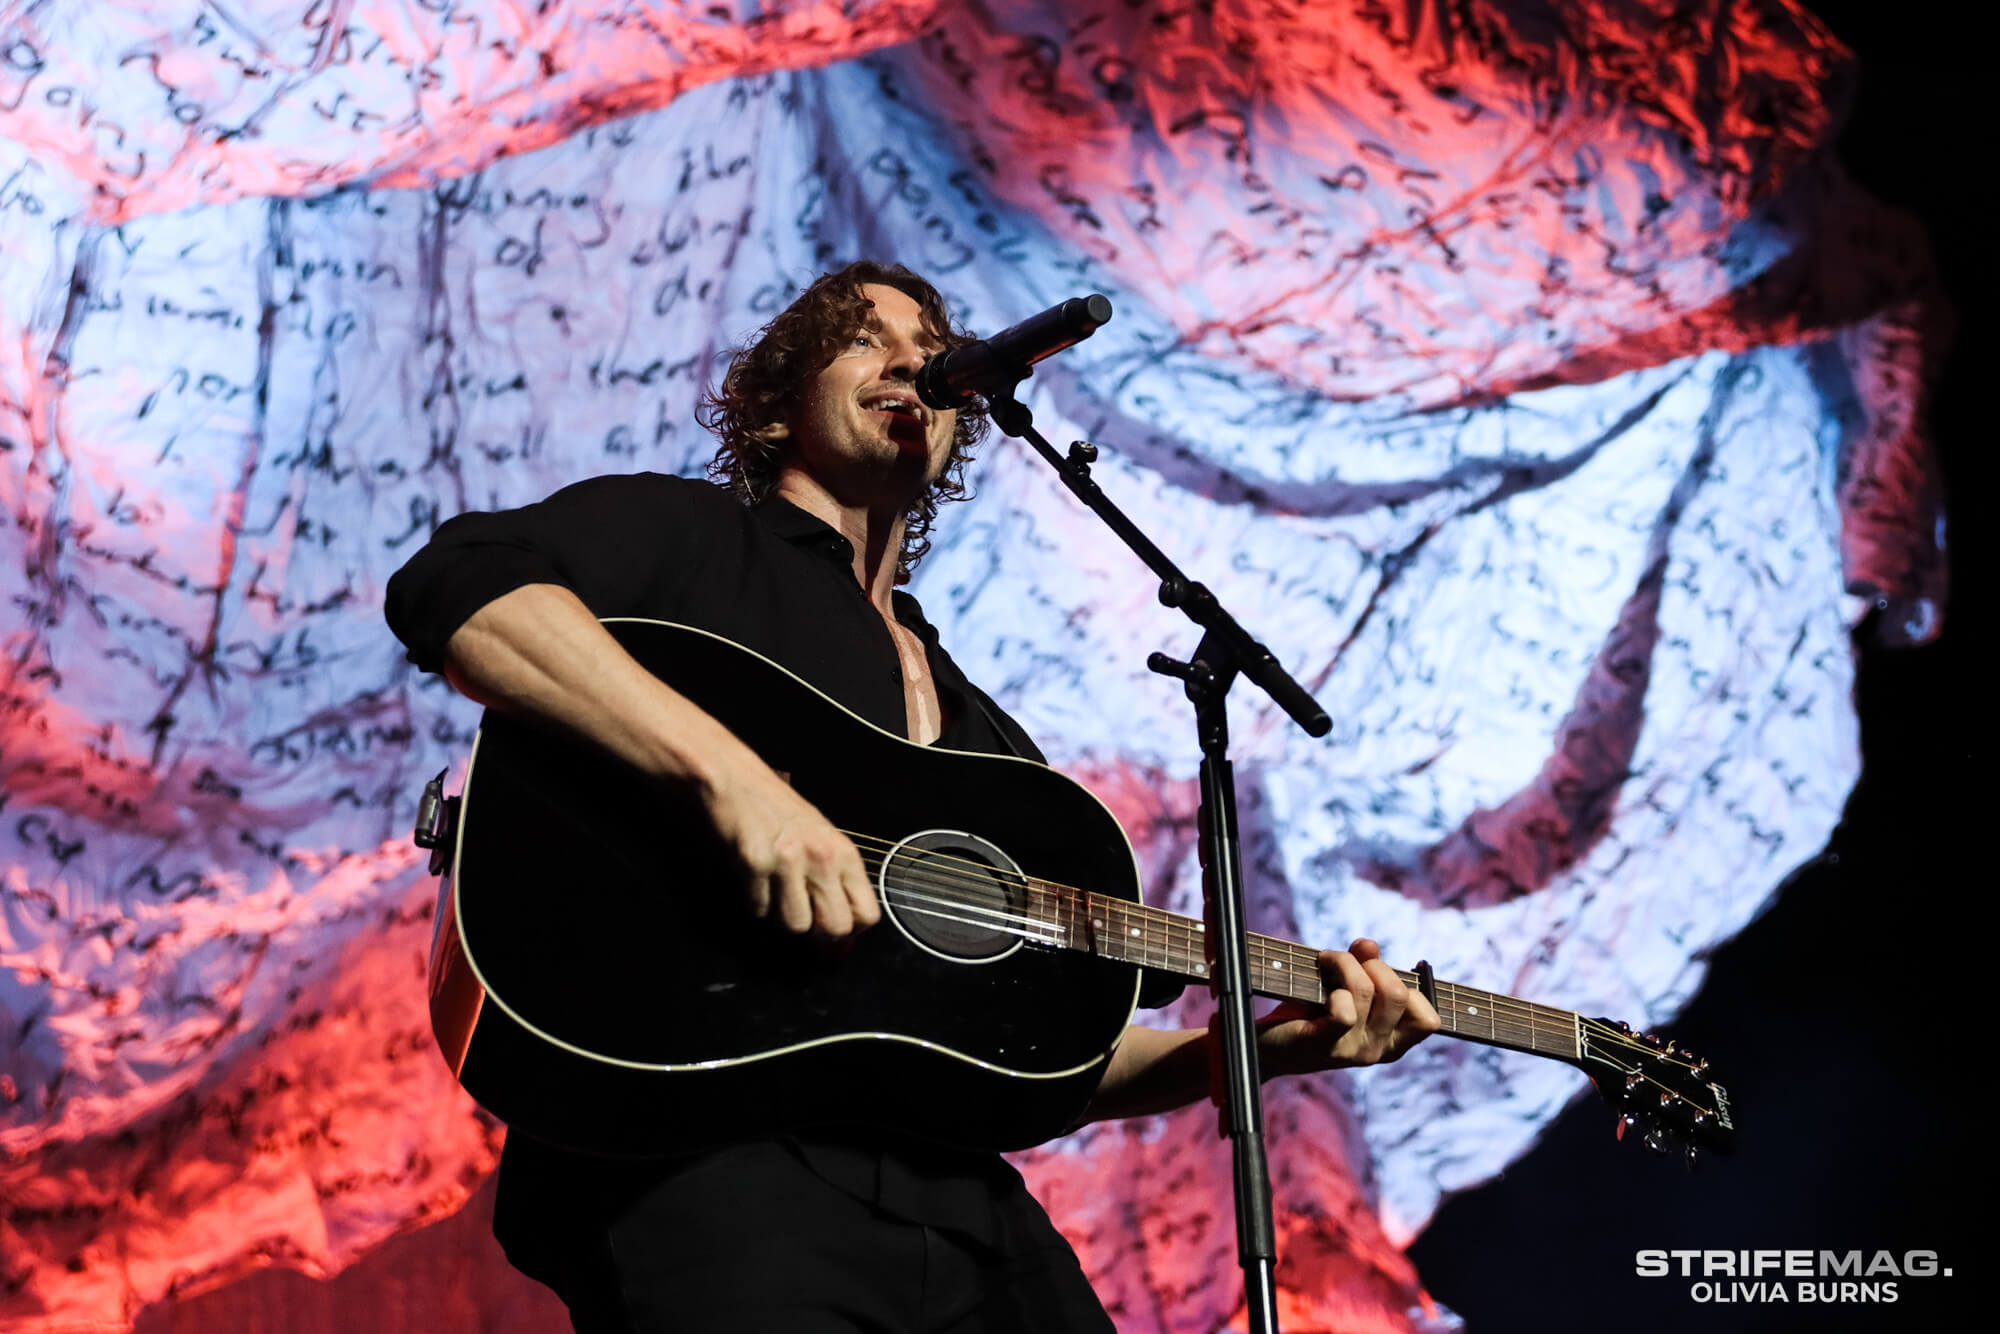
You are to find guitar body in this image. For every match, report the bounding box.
[428,619,1145,1156]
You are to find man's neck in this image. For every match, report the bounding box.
[772,468,910,613]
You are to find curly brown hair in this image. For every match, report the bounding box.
[699,261,989,584]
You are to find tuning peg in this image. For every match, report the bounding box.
[1692,1057,1709,1074]
[1643,1129,1669,1154]
[1616,1112,1637,1141]
[1685,1144,1700,1170]
[1658,1092,1676,1108]
[1624,1071,1645,1091]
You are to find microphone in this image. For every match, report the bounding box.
[915,294,1114,411]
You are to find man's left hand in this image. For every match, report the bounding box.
[1252,938,1442,1076]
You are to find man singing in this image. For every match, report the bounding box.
[385,260,1439,1333]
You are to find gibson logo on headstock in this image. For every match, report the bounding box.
[1709,1082,1734,1130]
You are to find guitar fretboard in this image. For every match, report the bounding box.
[1027,881,1581,1061]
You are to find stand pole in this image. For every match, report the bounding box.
[1190,648,1281,1334]
[982,388,1327,1334]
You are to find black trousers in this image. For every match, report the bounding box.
[536,1141,1117,1334]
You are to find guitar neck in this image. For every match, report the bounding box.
[1034,884,1583,1063]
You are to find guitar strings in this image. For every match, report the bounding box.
[838,850,1717,1118]
[858,848,1559,1040]
[835,831,1700,1075]
[873,846,1716,1125]
[881,875,1715,1126]
[868,873,1719,1122]
[848,854,1058,940]
[842,832,1537,1017]
[874,850,1687,1075]
[847,836,1671,1064]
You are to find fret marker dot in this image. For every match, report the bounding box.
[1467,1005,1479,1016]
[1272,960,1282,970]
[1130,927,1140,937]
[1195,964,1206,974]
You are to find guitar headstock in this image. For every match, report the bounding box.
[1578,1017,1736,1163]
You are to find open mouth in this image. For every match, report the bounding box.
[864,394,928,444]
[863,395,925,425]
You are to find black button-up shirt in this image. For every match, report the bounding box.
[384,472,1060,1268]
[385,471,1044,765]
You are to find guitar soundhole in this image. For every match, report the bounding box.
[879,830,1029,964]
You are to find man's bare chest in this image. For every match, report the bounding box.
[884,617,945,744]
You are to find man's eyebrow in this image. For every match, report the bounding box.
[864,315,943,353]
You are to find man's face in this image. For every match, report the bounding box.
[787,283,958,504]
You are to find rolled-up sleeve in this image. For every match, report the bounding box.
[384,471,704,674]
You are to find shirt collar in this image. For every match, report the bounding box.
[752,495,935,637]
[753,495,844,547]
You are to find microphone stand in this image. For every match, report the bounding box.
[979,383,1331,1334]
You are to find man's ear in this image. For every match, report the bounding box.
[754,420,790,442]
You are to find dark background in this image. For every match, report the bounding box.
[1408,2,1986,1329]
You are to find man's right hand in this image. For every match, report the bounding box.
[441,584,882,940]
[699,758,881,939]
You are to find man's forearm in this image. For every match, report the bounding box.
[441,582,753,790]
[1079,1025,1239,1124]
[1080,1025,1208,1123]
[1081,1019,1329,1125]
[445,583,886,938]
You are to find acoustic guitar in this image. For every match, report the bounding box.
[423,619,1734,1160]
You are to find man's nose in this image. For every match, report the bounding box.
[884,340,925,379]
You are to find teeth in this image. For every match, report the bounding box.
[865,397,920,416]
